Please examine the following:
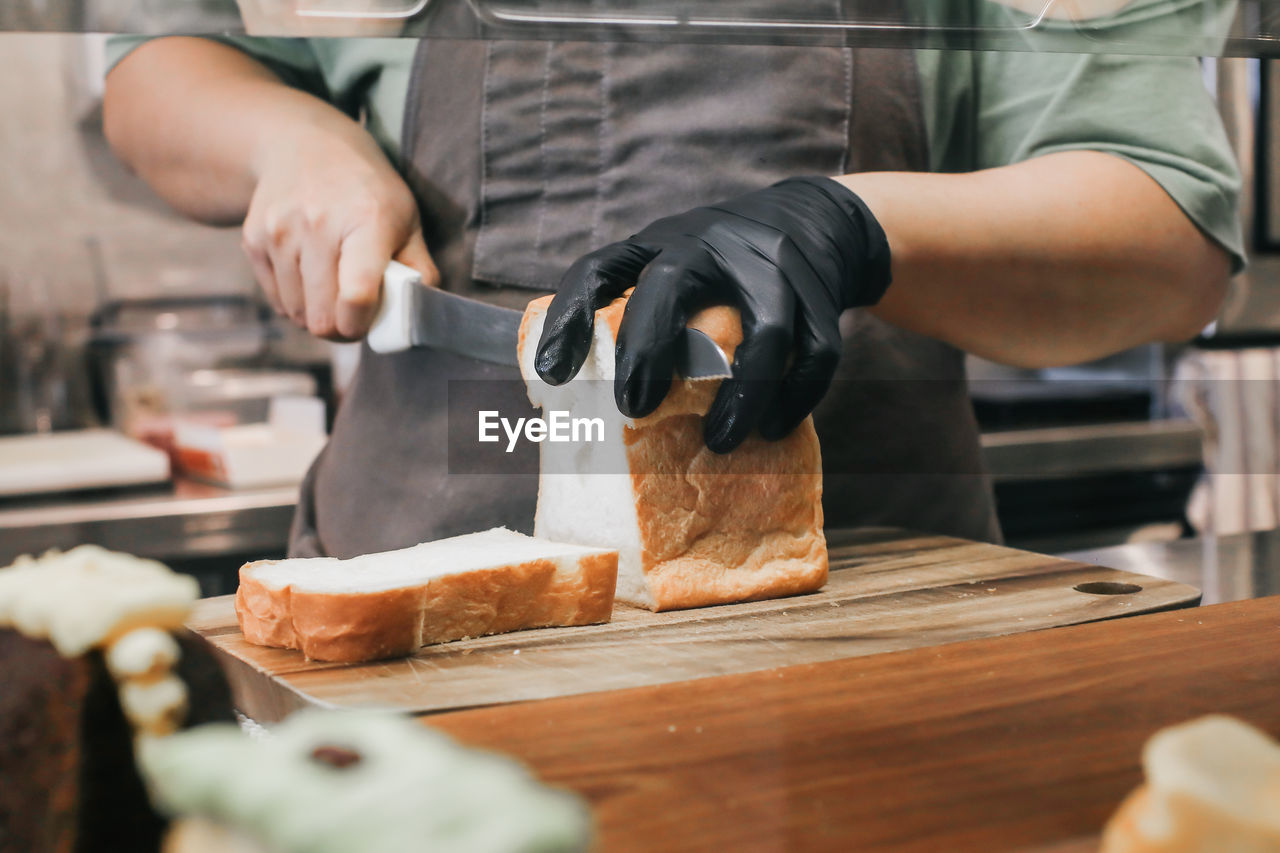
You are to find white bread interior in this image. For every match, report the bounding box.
[518,294,827,611]
[235,528,617,662]
[1100,715,1280,852]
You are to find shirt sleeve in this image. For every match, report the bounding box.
[105,35,330,103]
[968,1,1245,272]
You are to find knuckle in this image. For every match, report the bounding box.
[360,200,394,229]
[240,224,266,256]
[573,254,606,278]
[565,254,603,280]
[301,205,329,231]
[582,244,626,268]
[266,217,291,248]
[648,258,685,281]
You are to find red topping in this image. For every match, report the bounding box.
[310,745,361,769]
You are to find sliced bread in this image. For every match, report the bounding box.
[1101,715,1280,852]
[236,528,618,662]
[518,294,828,612]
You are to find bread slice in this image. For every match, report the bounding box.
[1100,715,1280,852]
[235,528,618,662]
[518,294,827,612]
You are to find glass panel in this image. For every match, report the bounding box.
[456,0,1251,55]
[3,0,1280,57]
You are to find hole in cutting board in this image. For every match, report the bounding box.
[1073,581,1142,596]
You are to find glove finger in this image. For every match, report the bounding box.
[703,267,796,454]
[614,246,720,418]
[536,241,655,385]
[756,254,842,441]
[757,317,841,441]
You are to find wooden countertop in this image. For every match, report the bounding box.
[426,595,1280,853]
[189,528,1199,721]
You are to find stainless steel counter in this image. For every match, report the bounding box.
[3,470,1268,608]
[980,419,1201,481]
[0,419,1204,563]
[1061,531,1280,605]
[0,478,297,568]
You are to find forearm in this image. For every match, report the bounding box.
[104,36,434,341]
[838,151,1231,368]
[103,37,378,227]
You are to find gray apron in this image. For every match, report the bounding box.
[290,34,1000,559]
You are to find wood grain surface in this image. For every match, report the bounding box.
[428,596,1280,853]
[1020,839,1099,853]
[187,528,1200,722]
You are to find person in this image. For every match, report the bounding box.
[102,1,1244,559]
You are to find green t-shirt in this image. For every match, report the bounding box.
[107,20,1245,269]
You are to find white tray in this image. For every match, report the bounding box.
[0,430,171,498]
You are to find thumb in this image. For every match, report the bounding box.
[334,224,438,341]
[393,229,440,289]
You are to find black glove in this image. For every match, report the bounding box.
[534,176,892,453]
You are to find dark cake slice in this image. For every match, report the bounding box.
[0,547,234,853]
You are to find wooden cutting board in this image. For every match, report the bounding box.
[187,528,1200,722]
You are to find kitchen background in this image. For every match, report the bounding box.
[0,33,341,591]
[0,32,1276,590]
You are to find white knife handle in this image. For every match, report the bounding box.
[367,261,422,354]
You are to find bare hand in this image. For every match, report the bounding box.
[242,130,437,341]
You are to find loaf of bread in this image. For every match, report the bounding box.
[235,527,618,662]
[518,294,828,611]
[1100,715,1280,852]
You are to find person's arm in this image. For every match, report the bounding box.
[537,25,1240,452]
[534,158,1230,452]
[103,37,435,340]
[843,150,1230,369]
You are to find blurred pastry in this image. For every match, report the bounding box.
[1101,715,1280,852]
[140,710,591,853]
[0,546,233,852]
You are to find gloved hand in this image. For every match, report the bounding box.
[534,176,892,453]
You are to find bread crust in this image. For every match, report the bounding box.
[1101,784,1280,852]
[520,294,828,612]
[235,551,618,663]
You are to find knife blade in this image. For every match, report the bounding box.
[367,261,733,380]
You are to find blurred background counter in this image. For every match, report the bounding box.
[0,477,296,594]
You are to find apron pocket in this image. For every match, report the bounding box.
[473,40,609,290]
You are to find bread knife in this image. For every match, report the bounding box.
[367,261,733,379]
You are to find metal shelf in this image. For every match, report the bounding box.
[0,477,296,568]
